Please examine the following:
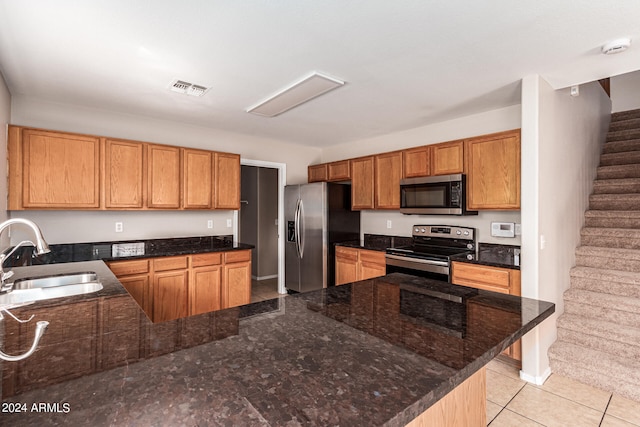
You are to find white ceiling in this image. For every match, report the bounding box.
[0,1,638,148]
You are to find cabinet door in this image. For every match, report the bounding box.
[214,152,241,209]
[327,160,351,181]
[21,129,100,208]
[335,247,359,285]
[432,140,464,175]
[148,144,181,209]
[308,164,328,182]
[374,151,403,209]
[403,146,431,178]
[350,156,375,210]
[118,274,151,317]
[190,265,222,315]
[465,130,521,210]
[104,139,144,208]
[153,269,189,322]
[450,262,511,294]
[183,148,213,209]
[358,249,386,280]
[223,261,251,308]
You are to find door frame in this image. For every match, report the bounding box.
[235,158,287,295]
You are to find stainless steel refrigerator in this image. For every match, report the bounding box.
[285,182,360,293]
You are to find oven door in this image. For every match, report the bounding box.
[385,254,449,282]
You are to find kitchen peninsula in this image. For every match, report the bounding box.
[1,270,554,426]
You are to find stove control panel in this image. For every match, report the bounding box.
[412,225,475,240]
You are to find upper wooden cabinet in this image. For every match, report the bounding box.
[8,126,242,211]
[308,164,328,183]
[464,130,521,210]
[183,148,213,209]
[431,140,464,175]
[327,160,351,181]
[350,156,375,210]
[214,152,241,210]
[9,127,100,209]
[374,151,403,209]
[104,139,145,208]
[403,146,431,178]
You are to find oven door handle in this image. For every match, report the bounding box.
[385,254,449,267]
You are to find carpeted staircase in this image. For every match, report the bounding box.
[548,108,640,402]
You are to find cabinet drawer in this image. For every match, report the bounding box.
[336,246,358,262]
[359,249,385,265]
[191,252,222,267]
[451,262,511,292]
[224,250,251,264]
[108,259,149,276]
[154,256,189,272]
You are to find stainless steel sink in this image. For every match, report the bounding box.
[0,272,103,306]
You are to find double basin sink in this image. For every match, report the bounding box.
[0,272,103,306]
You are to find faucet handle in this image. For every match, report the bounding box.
[1,270,14,282]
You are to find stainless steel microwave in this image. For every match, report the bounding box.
[400,174,477,215]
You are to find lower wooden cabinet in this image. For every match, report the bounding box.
[108,250,251,322]
[451,261,521,362]
[335,247,386,286]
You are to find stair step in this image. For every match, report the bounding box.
[581,227,640,249]
[557,314,640,360]
[612,109,640,122]
[589,193,640,210]
[596,164,640,179]
[584,210,640,228]
[608,117,640,132]
[599,150,640,166]
[571,266,640,298]
[607,128,640,142]
[575,246,640,272]
[563,288,640,327]
[592,178,640,194]
[602,139,640,154]
[549,342,640,401]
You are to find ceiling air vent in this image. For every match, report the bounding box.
[169,79,209,97]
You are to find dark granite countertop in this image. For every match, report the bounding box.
[336,234,413,252]
[451,243,521,270]
[1,272,554,426]
[5,235,254,267]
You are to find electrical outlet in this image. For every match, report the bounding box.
[386,220,392,229]
[207,220,213,229]
[115,222,123,233]
[515,223,522,236]
[226,219,232,228]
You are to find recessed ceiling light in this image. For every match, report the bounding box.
[601,38,631,55]
[246,72,346,117]
[169,79,210,97]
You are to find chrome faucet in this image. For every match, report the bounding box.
[0,218,51,292]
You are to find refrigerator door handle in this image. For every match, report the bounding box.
[294,199,302,258]
[298,199,305,259]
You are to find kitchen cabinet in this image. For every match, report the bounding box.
[8,127,101,209]
[147,144,182,209]
[104,139,145,208]
[451,261,522,361]
[350,156,375,210]
[222,250,252,308]
[465,129,521,210]
[214,152,241,210]
[374,151,403,209]
[152,256,190,322]
[183,148,213,209]
[431,139,464,175]
[308,163,328,182]
[403,145,431,178]
[335,247,386,286]
[106,259,152,316]
[190,253,222,315]
[327,160,351,181]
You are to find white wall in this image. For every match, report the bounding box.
[323,105,523,243]
[9,96,320,244]
[520,76,610,384]
[611,70,640,113]
[0,73,10,242]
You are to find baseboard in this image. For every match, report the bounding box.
[519,366,551,385]
[252,274,278,281]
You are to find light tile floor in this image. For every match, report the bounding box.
[250,278,281,303]
[487,358,640,426]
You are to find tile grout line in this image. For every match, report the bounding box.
[598,395,612,427]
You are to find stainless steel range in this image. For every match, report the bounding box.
[385,225,476,282]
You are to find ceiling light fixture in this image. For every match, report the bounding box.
[246,72,345,117]
[169,79,210,97]
[601,38,631,55]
